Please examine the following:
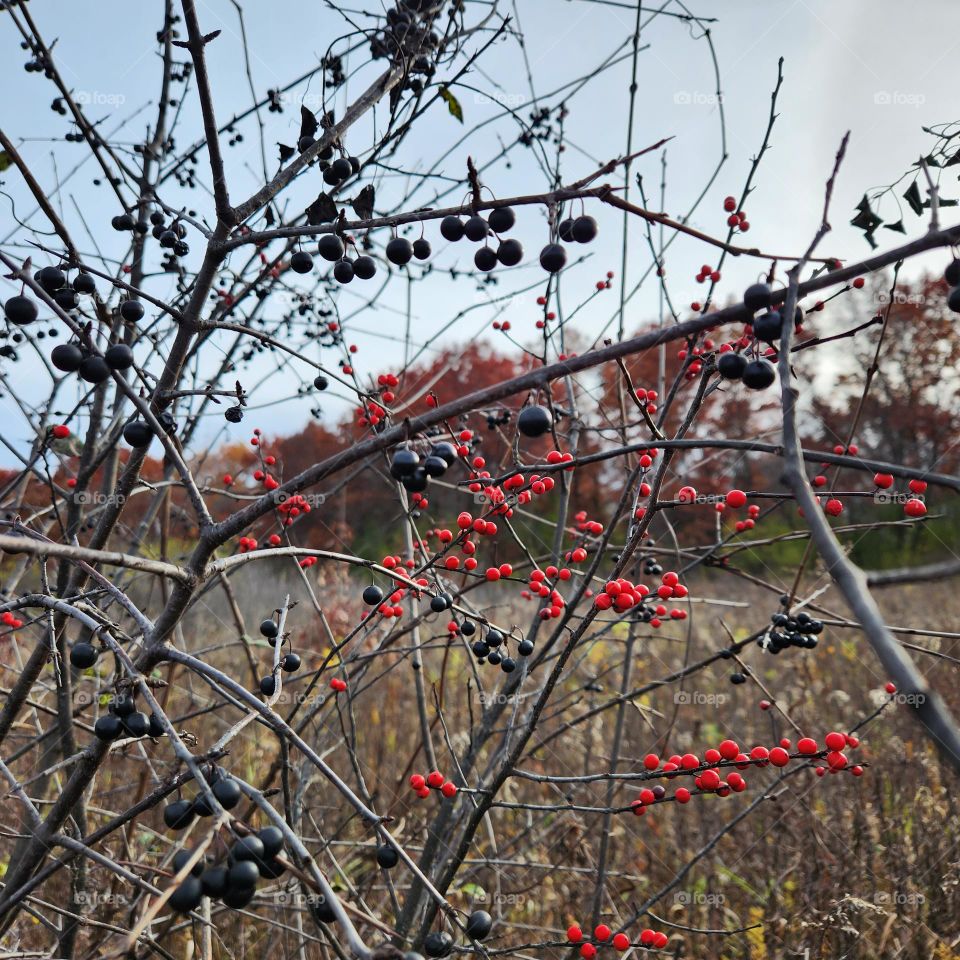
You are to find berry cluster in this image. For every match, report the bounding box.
[390,439,459,493]
[409,770,458,800]
[92,692,166,742]
[593,570,688,628]
[422,910,493,956]
[567,922,669,955]
[166,826,287,914]
[540,213,598,274]
[628,731,865,820]
[1,610,24,632]
[470,626,534,671]
[761,607,824,654]
[440,206,521,272]
[255,617,301,696]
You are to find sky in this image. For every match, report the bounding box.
[0,0,958,465]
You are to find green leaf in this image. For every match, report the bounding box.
[0,152,11,172]
[439,87,463,123]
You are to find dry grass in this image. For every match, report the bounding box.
[4,564,960,959]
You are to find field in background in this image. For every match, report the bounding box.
[5,562,957,959]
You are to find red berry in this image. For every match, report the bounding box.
[567,926,583,944]
[769,747,789,767]
[594,925,611,942]
[908,478,927,494]
[643,753,659,770]
[612,933,630,951]
[826,750,848,770]
[824,731,846,751]
[797,737,818,755]
[426,771,444,789]
[51,424,70,439]
[824,498,843,517]
[885,682,897,694]
[718,739,739,761]
[674,787,691,803]
[725,489,747,509]
[580,945,597,960]
[440,781,458,798]
[904,498,926,518]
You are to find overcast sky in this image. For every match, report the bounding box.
[0,0,957,465]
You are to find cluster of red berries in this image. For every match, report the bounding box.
[594,571,688,627]
[594,270,615,291]
[567,923,668,955]
[1,611,25,630]
[330,677,347,692]
[722,195,750,231]
[276,493,313,524]
[695,263,721,284]
[357,399,386,428]
[376,372,400,404]
[409,770,458,800]
[676,339,716,378]
[520,568,568,619]
[810,453,928,519]
[627,732,865,819]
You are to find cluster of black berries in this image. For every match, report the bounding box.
[471,626,534,672]
[299,233,382,285]
[485,409,511,431]
[389,440,459,492]
[716,283,800,391]
[121,409,177,448]
[256,617,301,696]
[165,824,288,913]
[5,265,97,325]
[538,214,599,274]
[423,913,494,955]
[150,211,190,259]
[369,2,441,63]
[92,693,166,742]
[760,608,824,654]
[440,206,521,272]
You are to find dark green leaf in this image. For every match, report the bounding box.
[903,181,923,216]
